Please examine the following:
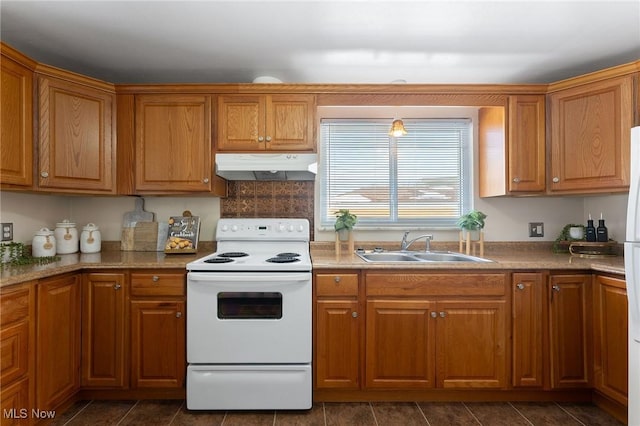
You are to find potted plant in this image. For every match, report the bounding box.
[456,209,487,236]
[334,209,357,240]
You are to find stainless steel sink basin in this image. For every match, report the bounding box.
[356,250,492,263]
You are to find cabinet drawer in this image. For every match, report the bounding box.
[1,321,29,384]
[1,286,30,327]
[131,273,185,297]
[316,274,358,297]
[366,273,507,297]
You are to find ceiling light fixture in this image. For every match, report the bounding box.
[388,119,408,137]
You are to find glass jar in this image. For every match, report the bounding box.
[54,219,79,254]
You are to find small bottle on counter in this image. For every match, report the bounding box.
[597,213,609,242]
[585,214,597,242]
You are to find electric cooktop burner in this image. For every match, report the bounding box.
[266,256,301,264]
[276,252,301,258]
[219,252,249,258]
[204,257,234,264]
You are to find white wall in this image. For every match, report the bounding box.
[582,193,628,242]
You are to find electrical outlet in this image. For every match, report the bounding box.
[1,223,13,241]
[529,222,544,237]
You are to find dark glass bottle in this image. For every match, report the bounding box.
[585,219,597,242]
[597,219,609,242]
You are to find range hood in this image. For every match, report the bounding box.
[215,153,318,181]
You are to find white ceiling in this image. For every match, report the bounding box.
[1,0,639,85]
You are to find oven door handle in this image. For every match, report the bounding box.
[188,272,311,284]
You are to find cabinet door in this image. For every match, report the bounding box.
[315,300,359,389]
[217,95,266,151]
[436,300,507,389]
[365,299,435,389]
[1,53,33,188]
[37,75,116,193]
[36,274,81,410]
[266,94,315,151]
[512,273,545,388]
[507,95,545,192]
[135,94,212,192]
[130,300,185,388]
[549,274,592,388]
[593,275,628,404]
[81,273,127,388]
[549,75,633,193]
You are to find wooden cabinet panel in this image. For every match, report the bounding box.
[135,94,213,192]
[316,273,359,297]
[130,300,185,388]
[217,94,315,151]
[81,273,127,388]
[593,275,628,404]
[315,300,359,389]
[36,274,81,410]
[549,274,592,389]
[512,273,545,388]
[549,75,633,193]
[366,273,507,297]
[1,50,34,188]
[130,272,185,297]
[0,377,30,425]
[366,299,436,389]
[436,300,507,389]
[37,75,116,193]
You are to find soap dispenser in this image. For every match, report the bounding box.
[596,213,609,242]
[585,214,597,242]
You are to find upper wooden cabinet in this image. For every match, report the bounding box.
[548,74,634,194]
[134,94,217,193]
[0,44,35,189]
[479,95,546,197]
[37,72,116,194]
[217,94,315,152]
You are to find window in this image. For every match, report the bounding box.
[319,118,472,229]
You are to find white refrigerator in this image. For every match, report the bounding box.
[627,126,640,425]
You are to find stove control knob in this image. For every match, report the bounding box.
[287,225,294,232]
[231,225,239,232]
[297,225,304,232]
[278,224,286,232]
[221,225,229,232]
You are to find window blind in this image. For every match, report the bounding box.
[319,118,471,229]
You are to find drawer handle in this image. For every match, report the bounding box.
[152,276,160,283]
[176,312,182,318]
[439,311,447,318]
[351,311,358,318]
[516,283,525,290]
[552,177,560,183]
[334,276,341,283]
[512,177,521,183]
[265,136,272,142]
[552,285,560,292]
[258,136,264,142]
[203,178,209,184]
[430,311,437,318]
[113,284,121,290]
[41,171,49,178]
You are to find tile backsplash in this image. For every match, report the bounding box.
[221,181,315,238]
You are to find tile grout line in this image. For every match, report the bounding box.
[368,401,379,426]
[508,402,535,426]
[61,399,92,426]
[167,400,184,425]
[116,400,139,426]
[415,401,432,426]
[554,402,588,426]
[272,410,276,426]
[461,402,483,425]
[322,402,327,426]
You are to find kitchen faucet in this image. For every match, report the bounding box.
[400,231,434,252]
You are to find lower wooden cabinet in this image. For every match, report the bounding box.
[129,271,186,389]
[548,274,592,389]
[36,274,81,410]
[314,272,360,389]
[81,272,127,388]
[593,274,628,405]
[512,272,545,388]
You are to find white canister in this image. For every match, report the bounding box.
[54,219,79,254]
[32,228,57,257]
[80,223,102,253]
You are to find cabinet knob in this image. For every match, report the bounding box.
[516,283,525,290]
[334,276,341,283]
[552,177,560,183]
[258,136,264,142]
[203,178,209,184]
[152,275,160,282]
[352,311,358,318]
[512,177,521,183]
[41,171,49,178]
[430,311,437,318]
[113,284,121,290]
[552,285,560,292]
[439,311,447,318]
[265,136,272,142]
[176,312,182,318]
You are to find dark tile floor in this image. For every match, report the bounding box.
[49,400,624,426]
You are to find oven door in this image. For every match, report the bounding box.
[187,271,312,364]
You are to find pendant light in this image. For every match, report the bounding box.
[388,119,408,137]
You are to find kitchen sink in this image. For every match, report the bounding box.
[356,250,492,263]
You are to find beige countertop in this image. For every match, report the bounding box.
[0,242,625,288]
